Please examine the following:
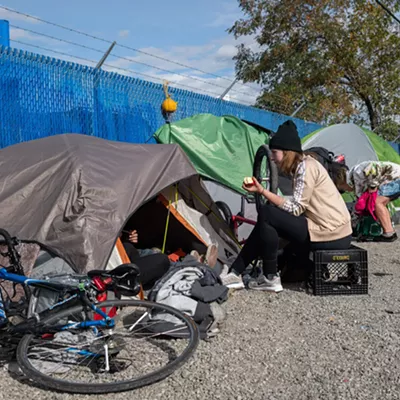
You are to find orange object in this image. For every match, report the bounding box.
[168,248,186,262]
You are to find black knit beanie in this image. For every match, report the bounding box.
[269,120,302,153]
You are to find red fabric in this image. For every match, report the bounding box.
[354,191,378,221]
[168,248,186,262]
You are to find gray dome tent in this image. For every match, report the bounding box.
[0,134,239,273]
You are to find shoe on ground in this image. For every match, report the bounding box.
[377,232,398,242]
[220,266,244,289]
[247,273,283,293]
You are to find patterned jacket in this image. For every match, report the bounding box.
[278,156,352,242]
[347,161,400,198]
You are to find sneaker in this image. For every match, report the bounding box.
[204,244,218,268]
[378,232,398,242]
[220,268,245,289]
[247,273,283,292]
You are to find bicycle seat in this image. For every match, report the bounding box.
[87,263,140,279]
[88,263,141,296]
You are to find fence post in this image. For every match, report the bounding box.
[0,20,10,47]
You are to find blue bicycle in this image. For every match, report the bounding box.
[0,229,199,394]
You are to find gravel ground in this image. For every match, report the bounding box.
[1,228,399,400]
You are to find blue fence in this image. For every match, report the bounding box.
[389,141,400,154]
[0,45,322,149]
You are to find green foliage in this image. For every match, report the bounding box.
[229,0,400,134]
[374,119,400,141]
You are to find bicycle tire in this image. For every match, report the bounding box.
[253,144,279,213]
[16,299,199,394]
[215,201,234,232]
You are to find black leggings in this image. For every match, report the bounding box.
[122,242,171,289]
[231,204,352,276]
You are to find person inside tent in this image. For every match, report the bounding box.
[221,120,353,292]
[333,161,400,242]
[121,229,219,289]
[121,229,171,290]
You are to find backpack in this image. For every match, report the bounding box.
[306,147,334,174]
[305,146,345,179]
[148,257,228,339]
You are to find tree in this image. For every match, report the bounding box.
[229,0,400,140]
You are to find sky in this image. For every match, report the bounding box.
[0,0,262,105]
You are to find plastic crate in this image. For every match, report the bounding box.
[309,245,368,296]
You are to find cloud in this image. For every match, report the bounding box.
[215,44,237,60]
[10,27,36,40]
[9,27,71,48]
[0,8,41,24]
[118,30,130,38]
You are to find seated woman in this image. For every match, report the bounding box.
[221,120,352,292]
[333,161,400,242]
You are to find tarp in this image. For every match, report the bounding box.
[0,134,238,273]
[154,114,270,194]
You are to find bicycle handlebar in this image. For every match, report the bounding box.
[0,228,24,275]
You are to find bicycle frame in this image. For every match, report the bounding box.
[231,195,257,245]
[231,215,256,245]
[0,267,115,330]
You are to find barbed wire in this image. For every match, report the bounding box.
[0,5,263,93]
[9,39,257,105]
[3,6,308,105]
[1,6,352,118]
[4,38,343,115]
[9,24,262,102]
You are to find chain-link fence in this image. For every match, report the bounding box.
[0,46,322,149]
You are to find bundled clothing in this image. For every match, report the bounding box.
[354,191,378,221]
[148,256,228,339]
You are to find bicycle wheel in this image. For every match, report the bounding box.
[253,144,279,213]
[17,299,199,394]
[215,201,234,231]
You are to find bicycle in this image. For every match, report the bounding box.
[0,228,199,394]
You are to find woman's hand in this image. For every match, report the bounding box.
[243,176,285,208]
[242,177,264,194]
[129,230,139,244]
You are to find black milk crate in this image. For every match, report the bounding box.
[309,245,368,296]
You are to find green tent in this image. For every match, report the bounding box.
[302,123,400,208]
[154,114,270,194]
[302,124,400,166]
